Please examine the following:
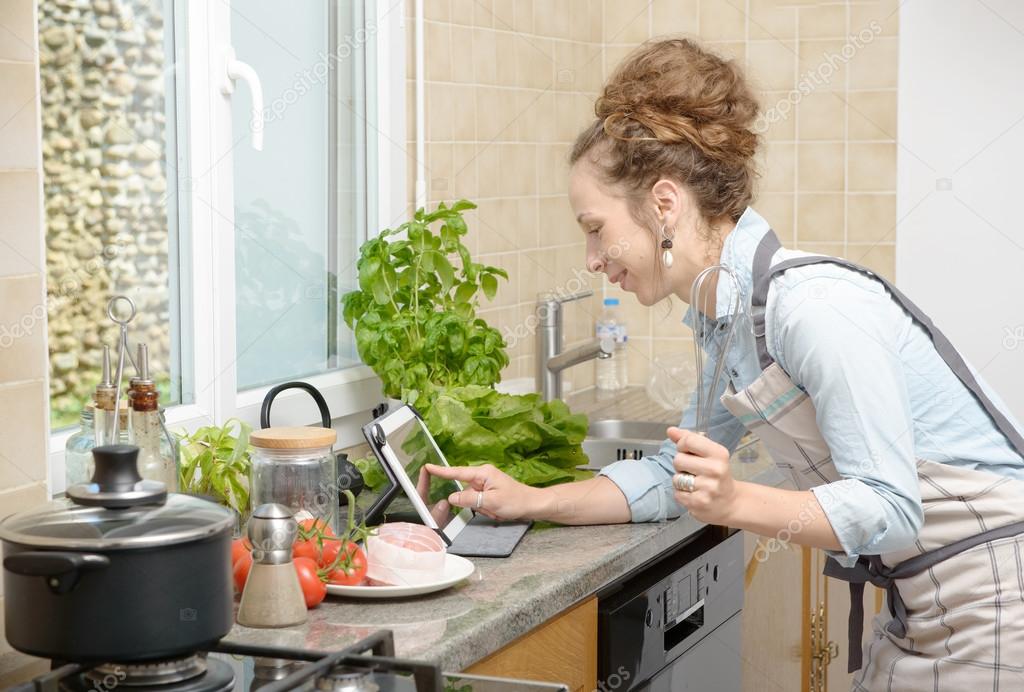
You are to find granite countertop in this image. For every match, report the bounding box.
[0,387,785,684]
[225,455,779,673]
[226,387,783,672]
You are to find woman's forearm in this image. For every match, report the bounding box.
[728,481,843,552]
[529,475,633,525]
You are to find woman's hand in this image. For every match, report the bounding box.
[422,463,541,521]
[667,426,740,525]
[415,466,454,528]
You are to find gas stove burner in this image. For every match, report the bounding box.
[252,657,301,690]
[89,654,208,686]
[315,665,380,692]
[62,655,235,692]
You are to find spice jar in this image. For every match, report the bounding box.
[250,427,338,533]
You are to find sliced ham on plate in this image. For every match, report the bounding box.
[366,522,447,586]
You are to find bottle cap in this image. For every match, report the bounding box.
[603,298,620,306]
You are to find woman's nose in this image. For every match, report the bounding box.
[587,251,605,274]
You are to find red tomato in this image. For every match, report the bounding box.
[325,542,368,586]
[292,539,318,562]
[232,551,253,594]
[317,538,342,568]
[231,538,250,565]
[294,518,335,562]
[293,557,327,608]
[298,518,335,538]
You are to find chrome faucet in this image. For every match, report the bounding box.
[536,289,614,402]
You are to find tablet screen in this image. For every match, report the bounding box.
[382,413,470,534]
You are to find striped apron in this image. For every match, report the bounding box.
[717,229,1024,690]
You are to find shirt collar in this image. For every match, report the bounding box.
[681,206,773,331]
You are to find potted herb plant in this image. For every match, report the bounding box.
[342,201,591,491]
[178,418,254,530]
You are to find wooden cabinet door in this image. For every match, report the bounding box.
[741,531,809,692]
[465,596,597,692]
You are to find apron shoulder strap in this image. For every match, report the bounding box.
[749,229,1024,459]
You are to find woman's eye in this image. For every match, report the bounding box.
[589,227,602,235]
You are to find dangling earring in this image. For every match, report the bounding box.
[660,223,675,268]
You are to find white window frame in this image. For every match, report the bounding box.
[49,0,407,494]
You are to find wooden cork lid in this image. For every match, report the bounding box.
[250,426,337,449]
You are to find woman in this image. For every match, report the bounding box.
[424,39,1024,690]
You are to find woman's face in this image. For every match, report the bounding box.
[568,160,673,306]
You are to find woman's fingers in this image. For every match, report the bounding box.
[429,499,451,527]
[447,486,494,511]
[672,452,718,476]
[416,466,431,503]
[667,426,726,457]
[423,463,519,519]
[424,462,490,488]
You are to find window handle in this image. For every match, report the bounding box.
[221,47,264,151]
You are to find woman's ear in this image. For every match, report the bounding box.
[650,178,682,226]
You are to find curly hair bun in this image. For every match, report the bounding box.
[598,38,759,165]
[573,38,761,221]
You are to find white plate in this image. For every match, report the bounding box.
[325,553,475,599]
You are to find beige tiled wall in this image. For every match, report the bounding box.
[0,0,48,635]
[406,0,606,393]
[412,0,899,396]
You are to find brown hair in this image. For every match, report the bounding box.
[570,38,760,226]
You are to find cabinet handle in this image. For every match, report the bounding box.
[808,600,840,692]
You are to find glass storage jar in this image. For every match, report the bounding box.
[250,426,338,533]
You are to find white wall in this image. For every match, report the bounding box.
[897,0,1024,421]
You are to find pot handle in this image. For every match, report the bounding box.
[4,551,110,594]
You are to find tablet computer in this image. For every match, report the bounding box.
[362,404,531,557]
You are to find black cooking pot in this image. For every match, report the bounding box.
[0,445,235,663]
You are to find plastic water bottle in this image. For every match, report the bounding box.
[596,298,628,391]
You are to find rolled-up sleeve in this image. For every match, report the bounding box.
[771,273,924,566]
[599,352,747,523]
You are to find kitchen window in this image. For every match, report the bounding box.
[45,0,406,492]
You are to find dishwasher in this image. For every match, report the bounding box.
[597,525,744,692]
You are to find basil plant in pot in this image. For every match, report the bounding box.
[177,418,255,532]
[342,200,592,496]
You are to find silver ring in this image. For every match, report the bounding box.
[475,489,483,509]
[673,472,696,493]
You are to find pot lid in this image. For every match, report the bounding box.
[0,445,234,550]
[0,492,235,550]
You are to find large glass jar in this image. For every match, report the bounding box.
[250,427,338,533]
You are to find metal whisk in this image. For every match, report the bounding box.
[689,265,743,434]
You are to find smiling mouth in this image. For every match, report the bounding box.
[610,269,628,286]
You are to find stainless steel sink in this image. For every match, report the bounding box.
[578,419,761,471]
[579,419,668,470]
[587,419,671,441]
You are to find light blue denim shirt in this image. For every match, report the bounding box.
[599,206,1024,564]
